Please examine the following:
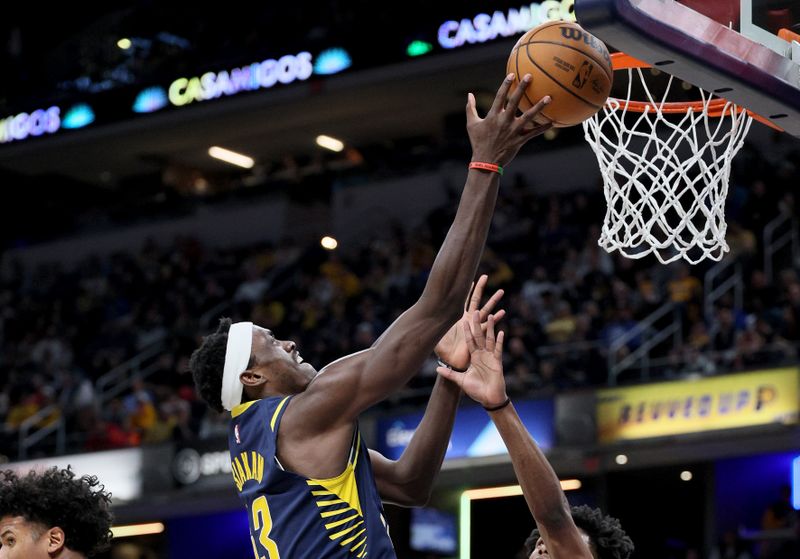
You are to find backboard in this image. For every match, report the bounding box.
[574,0,800,137]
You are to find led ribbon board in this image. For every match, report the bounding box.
[438,1,576,49]
[597,367,799,443]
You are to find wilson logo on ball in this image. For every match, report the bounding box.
[559,27,612,65]
[572,62,594,89]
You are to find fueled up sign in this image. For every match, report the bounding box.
[168,51,314,107]
[438,1,576,49]
[597,368,800,443]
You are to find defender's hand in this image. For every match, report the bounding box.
[436,312,508,408]
[435,274,505,372]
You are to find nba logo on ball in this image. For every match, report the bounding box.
[507,21,613,127]
[572,61,594,89]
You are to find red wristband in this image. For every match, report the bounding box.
[469,161,504,176]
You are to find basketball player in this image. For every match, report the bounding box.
[190,73,552,558]
[437,314,634,559]
[0,467,113,559]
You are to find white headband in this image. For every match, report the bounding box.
[221,321,253,411]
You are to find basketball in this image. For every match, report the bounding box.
[507,20,613,127]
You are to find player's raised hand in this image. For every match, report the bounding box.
[466,73,552,167]
[435,274,506,372]
[436,312,508,409]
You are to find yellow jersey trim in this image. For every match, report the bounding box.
[270,396,291,431]
[231,400,259,418]
[330,520,364,540]
[343,528,366,547]
[305,428,369,555]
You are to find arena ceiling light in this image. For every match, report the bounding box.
[117,38,132,50]
[316,134,345,152]
[111,522,165,538]
[321,236,338,250]
[208,146,255,169]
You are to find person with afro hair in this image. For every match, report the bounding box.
[437,314,634,559]
[0,467,113,559]
[523,505,633,559]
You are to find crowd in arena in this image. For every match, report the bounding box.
[0,135,797,461]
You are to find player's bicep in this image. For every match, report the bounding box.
[358,303,455,402]
[289,303,454,433]
[284,350,373,434]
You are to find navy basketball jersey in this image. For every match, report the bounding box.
[229,396,397,558]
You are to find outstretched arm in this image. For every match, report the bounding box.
[371,277,505,506]
[437,314,592,559]
[287,76,551,435]
[369,375,460,506]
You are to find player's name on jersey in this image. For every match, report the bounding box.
[232,451,266,492]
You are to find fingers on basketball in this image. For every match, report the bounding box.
[507,21,612,127]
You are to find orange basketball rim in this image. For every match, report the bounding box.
[609,52,783,131]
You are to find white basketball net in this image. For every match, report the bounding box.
[583,67,753,264]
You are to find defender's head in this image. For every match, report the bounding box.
[190,318,317,412]
[0,467,112,559]
[525,505,633,559]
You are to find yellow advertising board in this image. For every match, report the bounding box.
[597,368,799,443]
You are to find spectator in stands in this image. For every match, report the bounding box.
[780,299,799,342]
[668,263,702,305]
[504,336,536,394]
[711,306,740,353]
[634,270,661,313]
[734,319,767,369]
[521,266,558,307]
[84,418,138,452]
[600,308,640,356]
[760,485,799,559]
[0,122,797,460]
[3,394,40,432]
[129,393,157,439]
[727,221,758,261]
[544,301,577,344]
[747,270,776,316]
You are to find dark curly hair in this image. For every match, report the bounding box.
[189,317,232,413]
[524,505,633,559]
[0,467,113,556]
